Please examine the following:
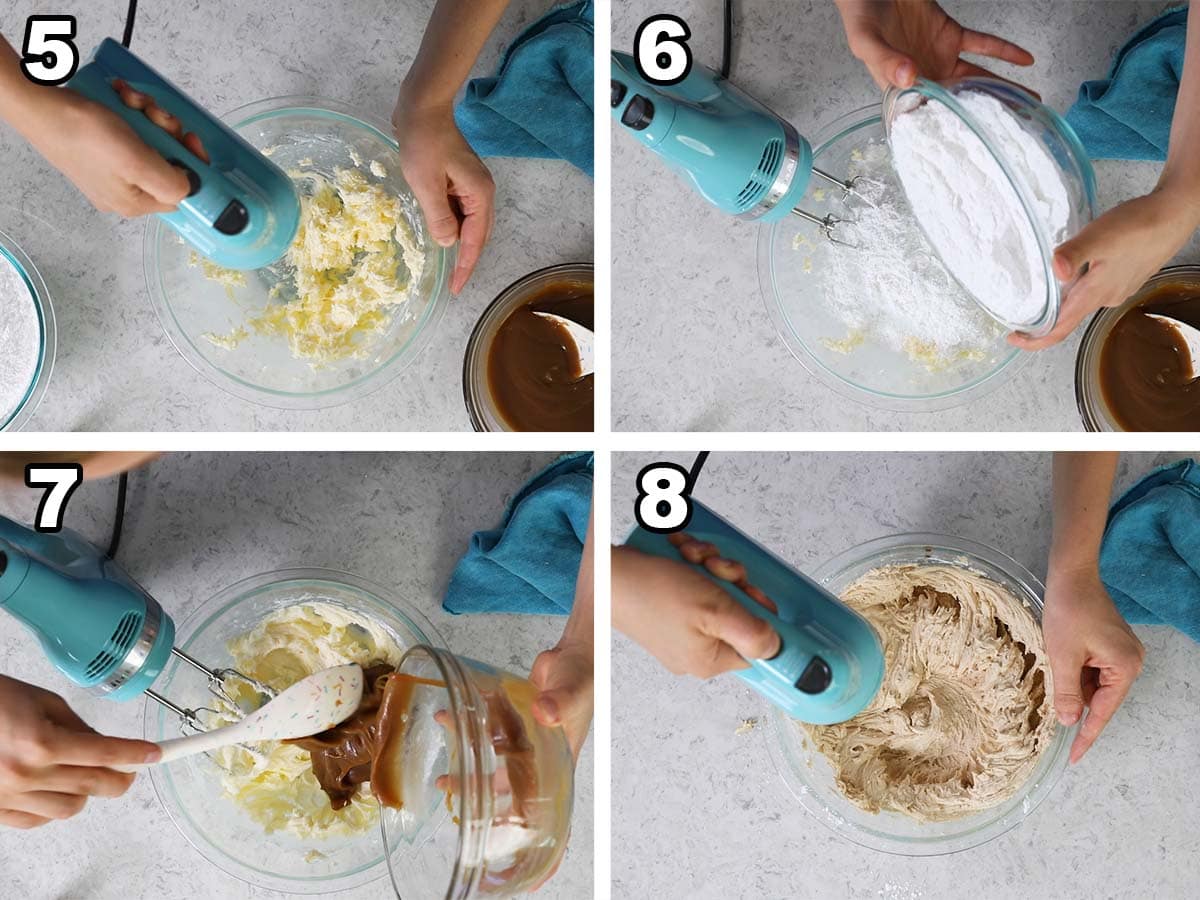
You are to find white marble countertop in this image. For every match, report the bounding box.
[611,450,1199,898]
[0,451,593,898]
[612,0,1200,431]
[1,0,592,432]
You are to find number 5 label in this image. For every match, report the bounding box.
[21,16,80,86]
[634,462,695,533]
[634,15,692,85]
[25,463,83,533]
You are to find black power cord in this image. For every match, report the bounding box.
[719,0,734,80]
[106,472,129,559]
[122,0,138,48]
[688,451,710,491]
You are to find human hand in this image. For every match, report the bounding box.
[529,637,593,760]
[1010,189,1200,350]
[392,96,495,295]
[520,639,592,893]
[1042,565,1145,764]
[19,84,195,217]
[834,0,1034,91]
[0,675,161,829]
[612,546,781,679]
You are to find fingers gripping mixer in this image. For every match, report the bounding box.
[610,51,865,244]
[67,39,301,270]
[0,516,273,731]
[627,500,884,725]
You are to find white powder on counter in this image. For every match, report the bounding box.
[813,140,1000,369]
[0,253,41,423]
[889,90,1070,327]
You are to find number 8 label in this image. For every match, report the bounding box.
[635,463,694,533]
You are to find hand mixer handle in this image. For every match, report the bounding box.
[69,43,238,215]
[625,499,884,724]
[610,51,732,143]
[66,39,298,269]
[717,579,846,701]
[610,51,679,147]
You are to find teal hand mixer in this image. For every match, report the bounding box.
[0,516,273,729]
[67,38,301,270]
[626,499,884,724]
[611,51,865,244]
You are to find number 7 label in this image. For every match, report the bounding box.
[25,463,83,532]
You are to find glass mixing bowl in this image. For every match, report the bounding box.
[882,77,1097,334]
[145,568,447,893]
[463,263,594,432]
[758,107,1026,411]
[0,228,55,431]
[766,533,1076,856]
[1075,264,1200,432]
[145,97,453,410]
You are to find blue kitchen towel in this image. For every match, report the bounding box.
[443,452,593,616]
[1065,6,1189,161]
[1100,459,1200,643]
[455,1,594,176]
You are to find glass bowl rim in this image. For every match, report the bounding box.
[0,227,55,431]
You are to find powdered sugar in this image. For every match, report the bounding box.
[810,140,1000,369]
[889,90,1071,327]
[0,251,41,423]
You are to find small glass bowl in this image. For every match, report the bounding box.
[1075,264,1200,431]
[145,568,446,893]
[0,229,55,431]
[882,77,1097,334]
[758,107,1026,411]
[145,96,453,410]
[766,533,1075,856]
[380,646,574,897]
[463,262,594,431]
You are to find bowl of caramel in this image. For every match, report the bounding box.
[1076,265,1200,432]
[463,263,594,432]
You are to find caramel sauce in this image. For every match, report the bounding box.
[285,665,442,810]
[1099,282,1200,431]
[486,281,593,432]
[286,665,539,820]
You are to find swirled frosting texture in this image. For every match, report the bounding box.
[805,564,1055,822]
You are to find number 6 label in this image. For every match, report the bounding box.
[21,16,80,86]
[634,15,692,85]
[635,463,694,533]
[25,463,83,533]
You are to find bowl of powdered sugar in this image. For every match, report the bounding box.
[883,77,1096,335]
[759,108,1024,411]
[0,230,54,431]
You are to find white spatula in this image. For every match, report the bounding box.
[533,311,594,377]
[1146,313,1200,380]
[116,663,364,772]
